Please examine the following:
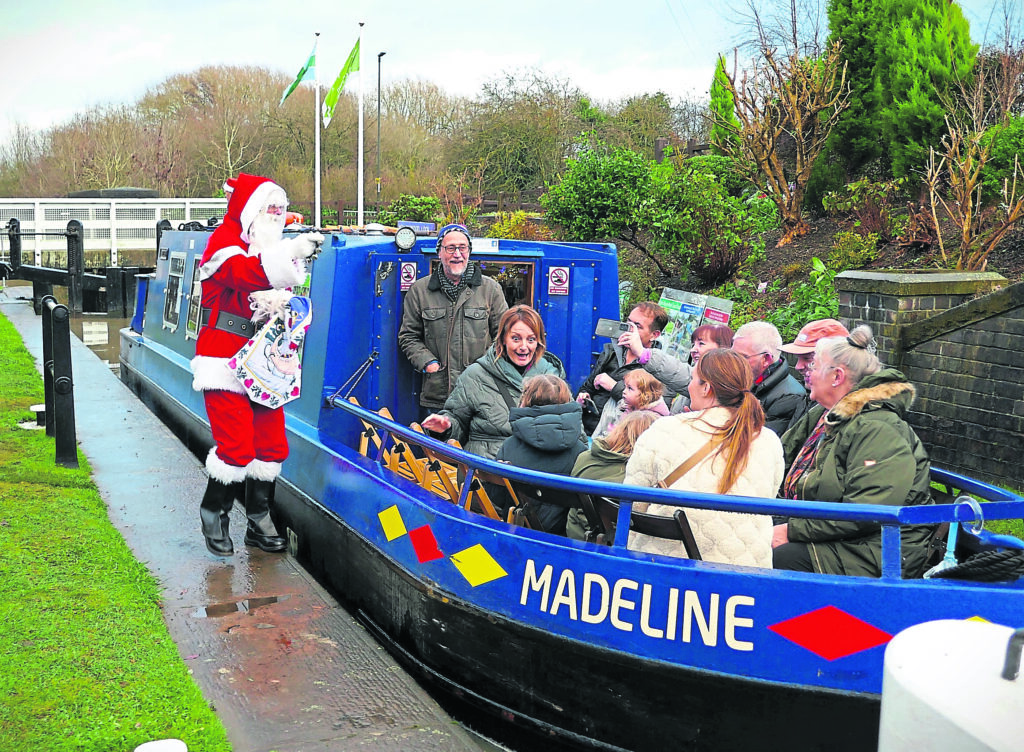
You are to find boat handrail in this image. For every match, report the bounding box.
[330,397,1024,527]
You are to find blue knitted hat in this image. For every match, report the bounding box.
[436,223,472,252]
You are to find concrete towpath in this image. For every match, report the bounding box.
[2,285,482,752]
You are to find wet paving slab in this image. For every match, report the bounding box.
[2,285,483,752]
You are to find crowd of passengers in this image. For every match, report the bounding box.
[401,225,934,579]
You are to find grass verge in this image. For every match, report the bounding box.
[0,311,230,752]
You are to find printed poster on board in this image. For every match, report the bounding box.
[658,288,733,359]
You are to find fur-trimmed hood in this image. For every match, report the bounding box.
[825,368,916,426]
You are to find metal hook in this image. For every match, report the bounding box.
[954,495,985,535]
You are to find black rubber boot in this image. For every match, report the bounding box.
[243,478,287,552]
[200,478,241,556]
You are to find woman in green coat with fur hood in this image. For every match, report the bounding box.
[773,325,934,578]
[421,305,566,459]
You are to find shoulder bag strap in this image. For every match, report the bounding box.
[658,434,725,489]
[494,378,519,412]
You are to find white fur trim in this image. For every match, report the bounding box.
[241,182,285,242]
[260,241,306,289]
[199,245,247,281]
[247,459,282,481]
[191,355,246,393]
[207,448,248,483]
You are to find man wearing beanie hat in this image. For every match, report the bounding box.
[398,223,508,411]
[780,318,850,386]
[191,173,323,556]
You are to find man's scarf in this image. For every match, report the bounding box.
[435,260,475,302]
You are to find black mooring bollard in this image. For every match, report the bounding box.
[41,295,79,468]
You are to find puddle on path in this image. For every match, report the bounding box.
[192,594,289,618]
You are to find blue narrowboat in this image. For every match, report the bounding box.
[120,226,1024,752]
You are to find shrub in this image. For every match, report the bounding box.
[745,193,781,233]
[803,158,847,217]
[822,178,906,241]
[686,154,749,197]
[979,116,1024,206]
[486,211,557,240]
[827,230,879,271]
[377,194,442,225]
[765,257,839,341]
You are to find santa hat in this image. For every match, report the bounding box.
[226,173,288,243]
[222,176,238,197]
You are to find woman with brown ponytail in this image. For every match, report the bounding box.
[624,349,785,566]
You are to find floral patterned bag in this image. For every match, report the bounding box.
[229,296,312,408]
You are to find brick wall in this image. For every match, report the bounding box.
[836,270,1023,490]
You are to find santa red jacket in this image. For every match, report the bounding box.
[191,174,306,394]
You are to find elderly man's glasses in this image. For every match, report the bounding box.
[440,244,469,255]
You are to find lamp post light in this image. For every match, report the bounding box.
[376,51,386,215]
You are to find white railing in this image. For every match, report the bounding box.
[0,198,227,266]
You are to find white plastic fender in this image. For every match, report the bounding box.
[877,619,1024,752]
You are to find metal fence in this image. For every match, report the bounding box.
[0,198,227,266]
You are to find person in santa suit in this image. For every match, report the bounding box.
[191,173,322,556]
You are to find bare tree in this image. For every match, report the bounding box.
[717,40,849,245]
[925,30,1024,271]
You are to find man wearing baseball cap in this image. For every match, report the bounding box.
[780,318,850,386]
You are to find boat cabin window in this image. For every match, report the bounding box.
[430,259,534,309]
[163,252,186,332]
[185,260,202,341]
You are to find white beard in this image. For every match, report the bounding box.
[249,212,285,253]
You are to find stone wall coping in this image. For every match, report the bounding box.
[836,269,1006,296]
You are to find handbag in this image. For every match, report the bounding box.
[229,296,312,408]
[657,434,725,489]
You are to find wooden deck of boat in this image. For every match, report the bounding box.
[2,286,483,752]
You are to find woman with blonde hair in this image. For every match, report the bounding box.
[421,305,566,458]
[624,348,785,566]
[774,325,933,577]
[566,410,661,541]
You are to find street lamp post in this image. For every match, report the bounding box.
[376,51,386,215]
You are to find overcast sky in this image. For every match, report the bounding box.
[0,0,1010,149]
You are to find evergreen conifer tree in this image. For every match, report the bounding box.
[825,0,881,175]
[874,0,977,180]
[709,55,740,156]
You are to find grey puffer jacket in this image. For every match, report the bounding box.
[781,368,934,578]
[398,263,508,409]
[436,346,566,458]
[489,402,588,533]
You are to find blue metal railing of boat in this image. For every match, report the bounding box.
[329,397,1024,579]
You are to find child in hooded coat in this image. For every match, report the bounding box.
[488,374,588,534]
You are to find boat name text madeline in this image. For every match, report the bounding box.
[520,561,755,650]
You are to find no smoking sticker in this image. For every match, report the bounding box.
[400,262,418,292]
[548,266,570,295]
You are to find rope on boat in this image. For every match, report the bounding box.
[325,351,379,406]
[930,548,1024,582]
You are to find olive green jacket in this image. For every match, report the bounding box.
[398,264,507,409]
[436,346,566,459]
[780,368,934,577]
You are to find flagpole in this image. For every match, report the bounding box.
[313,31,321,229]
[357,21,365,226]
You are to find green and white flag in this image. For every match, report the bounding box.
[280,42,317,106]
[322,38,360,128]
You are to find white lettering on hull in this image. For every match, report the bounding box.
[520,560,755,651]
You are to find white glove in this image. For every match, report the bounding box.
[289,232,325,260]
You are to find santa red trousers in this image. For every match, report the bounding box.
[203,390,288,469]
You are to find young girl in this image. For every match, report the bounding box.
[592,370,670,440]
